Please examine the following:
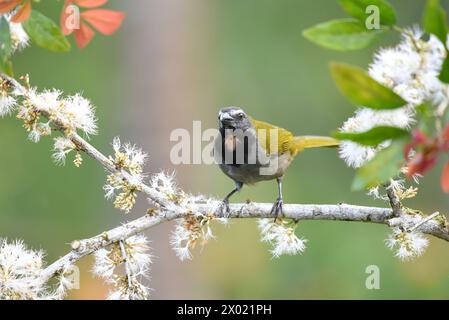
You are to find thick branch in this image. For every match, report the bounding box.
[41,201,449,283]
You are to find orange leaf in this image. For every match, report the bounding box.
[61,0,79,36]
[81,9,124,35]
[74,0,107,8]
[74,22,95,48]
[0,0,21,14]
[441,161,449,193]
[11,1,31,23]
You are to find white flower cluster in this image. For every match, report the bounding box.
[26,89,98,137]
[385,227,429,261]
[104,137,148,213]
[0,238,78,300]
[339,28,448,168]
[169,196,228,261]
[3,13,29,52]
[0,81,98,147]
[257,219,307,258]
[0,238,46,300]
[92,235,153,300]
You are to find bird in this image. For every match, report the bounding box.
[214,106,340,218]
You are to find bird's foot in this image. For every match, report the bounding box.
[218,199,230,218]
[271,197,283,222]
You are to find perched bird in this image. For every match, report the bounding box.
[214,107,340,217]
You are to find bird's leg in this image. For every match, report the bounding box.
[219,182,242,217]
[271,177,283,222]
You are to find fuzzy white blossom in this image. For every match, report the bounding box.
[92,247,118,280]
[385,227,429,261]
[339,108,414,168]
[122,235,153,274]
[338,27,448,169]
[9,21,29,51]
[27,88,62,113]
[0,94,16,116]
[62,94,98,136]
[111,137,147,175]
[369,27,446,105]
[107,272,151,300]
[0,238,46,300]
[52,137,77,165]
[26,89,98,136]
[170,199,228,261]
[150,171,178,201]
[93,235,152,300]
[103,138,149,213]
[3,13,29,52]
[258,219,307,258]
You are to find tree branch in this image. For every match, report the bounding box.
[2,73,448,292]
[40,201,449,283]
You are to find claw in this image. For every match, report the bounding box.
[271,197,283,222]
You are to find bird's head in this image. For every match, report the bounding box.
[218,107,252,130]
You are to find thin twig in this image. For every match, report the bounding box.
[119,240,133,288]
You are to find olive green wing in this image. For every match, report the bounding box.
[250,118,294,155]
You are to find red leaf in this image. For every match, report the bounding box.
[74,22,95,48]
[441,161,449,193]
[60,0,76,35]
[443,124,449,141]
[0,0,21,14]
[407,152,438,177]
[411,129,428,144]
[81,9,125,35]
[74,0,107,8]
[11,1,31,23]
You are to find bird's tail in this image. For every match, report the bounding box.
[292,136,340,153]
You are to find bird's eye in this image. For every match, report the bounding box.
[237,113,244,119]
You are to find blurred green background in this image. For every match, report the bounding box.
[1,0,449,299]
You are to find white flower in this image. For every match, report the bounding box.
[369,27,446,105]
[92,248,117,280]
[170,219,195,261]
[123,235,153,275]
[93,236,152,300]
[386,179,405,193]
[367,186,388,200]
[111,137,147,175]
[271,230,307,258]
[385,227,429,261]
[27,88,61,113]
[150,171,178,201]
[0,238,47,300]
[28,122,51,143]
[0,94,16,117]
[52,137,76,165]
[107,272,151,300]
[9,21,29,51]
[62,94,98,136]
[338,108,414,168]
[258,219,307,258]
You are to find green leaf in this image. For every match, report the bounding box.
[0,16,12,62]
[23,10,70,52]
[423,0,448,45]
[352,141,405,190]
[334,126,408,146]
[303,18,386,51]
[330,62,407,109]
[439,55,449,83]
[339,0,397,26]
